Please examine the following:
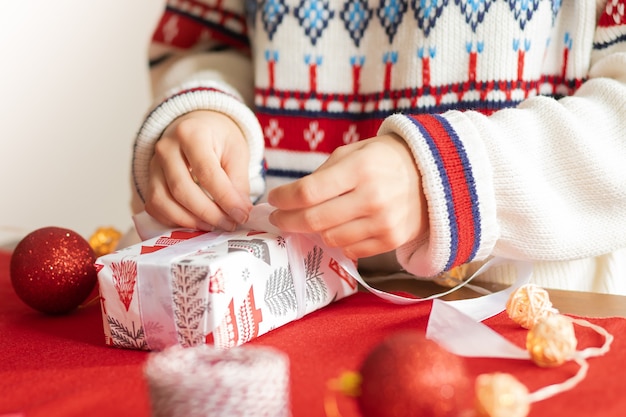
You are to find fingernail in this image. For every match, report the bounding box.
[218,218,238,232]
[229,207,249,224]
[198,222,214,232]
[268,210,278,226]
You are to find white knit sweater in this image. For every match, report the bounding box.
[133,0,626,294]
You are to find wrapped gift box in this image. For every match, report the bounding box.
[96,227,358,351]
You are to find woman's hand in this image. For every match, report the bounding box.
[268,133,429,259]
[144,110,253,231]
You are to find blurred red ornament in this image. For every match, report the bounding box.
[357,331,471,417]
[10,226,98,314]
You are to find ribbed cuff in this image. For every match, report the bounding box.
[378,112,497,277]
[133,80,265,203]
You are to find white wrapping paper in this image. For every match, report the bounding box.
[104,204,533,358]
[96,205,359,351]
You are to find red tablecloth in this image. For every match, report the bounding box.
[1,250,625,417]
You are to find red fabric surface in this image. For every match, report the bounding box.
[1,249,626,417]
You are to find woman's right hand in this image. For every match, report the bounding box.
[144,110,253,231]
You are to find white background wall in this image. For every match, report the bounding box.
[0,1,164,247]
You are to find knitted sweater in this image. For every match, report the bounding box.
[133,0,626,294]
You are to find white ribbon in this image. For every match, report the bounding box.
[293,223,537,360]
[134,205,534,357]
[285,234,308,320]
[427,300,530,359]
[425,260,535,358]
[133,204,359,348]
[136,231,236,349]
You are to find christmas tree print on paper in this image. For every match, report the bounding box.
[110,257,137,311]
[305,245,328,305]
[264,244,329,315]
[265,266,297,316]
[209,268,225,294]
[238,286,263,344]
[206,287,263,349]
[329,257,358,290]
[171,262,211,347]
[228,239,271,264]
[206,299,238,349]
[107,316,147,350]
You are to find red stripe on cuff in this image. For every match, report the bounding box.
[417,114,477,267]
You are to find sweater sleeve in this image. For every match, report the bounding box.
[379,3,626,278]
[132,1,265,205]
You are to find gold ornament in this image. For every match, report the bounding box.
[324,371,362,417]
[89,226,122,257]
[328,371,362,397]
[506,284,556,329]
[475,373,530,417]
[527,314,577,367]
[434,263,470,287]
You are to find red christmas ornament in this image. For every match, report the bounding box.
[10,227,98,314]
[357,331,471,417]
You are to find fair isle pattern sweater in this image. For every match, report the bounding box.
[133,0,626,293]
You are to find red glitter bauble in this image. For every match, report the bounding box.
[358,331,471,417]
[10,227,98,314]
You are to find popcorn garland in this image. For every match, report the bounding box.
[526,313,577,368]
[506,284,557,330]
[474,284,614,417]
[475,373,530,417]
[326,282,614,417]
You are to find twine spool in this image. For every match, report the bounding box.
[144,345,291,417]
